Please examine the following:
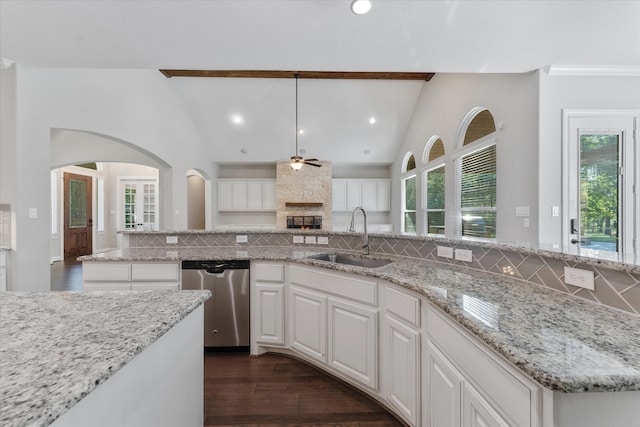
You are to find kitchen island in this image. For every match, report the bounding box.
[80,237,640,426]
[0,290,210,427]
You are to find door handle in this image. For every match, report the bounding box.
[570,218,579,234]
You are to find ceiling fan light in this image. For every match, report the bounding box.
[290,161,304,171]
[351,0,372,15]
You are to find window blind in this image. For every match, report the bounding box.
[461,144,496,209]
[426,165,445,235]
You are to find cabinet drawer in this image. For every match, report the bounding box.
[83,282,132,291]
[131,263,180,281]
[83,262,131,282]
[254,263,285,283]
[290,265,377,306]
[132,282,180,291]
[427,306,532,427]
[384,285,420,327]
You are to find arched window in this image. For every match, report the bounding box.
[456,108,497,239]
[423,137,445,235]
[401,152,417,234]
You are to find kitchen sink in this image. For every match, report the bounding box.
[307,253,394,268]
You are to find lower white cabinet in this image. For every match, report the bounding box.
[82,261,180,291]
[328,298,378,390]
[426,340,463,427]
[290,286,327,363]
[385,315,420,426]
[253,263,286,346]
[463,382,510,427]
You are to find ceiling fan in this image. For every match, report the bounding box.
[290,74,321,170]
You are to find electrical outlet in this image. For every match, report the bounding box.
[455,249,473,262]
[305,236,316,244]
[437,246,454,259]
[293,235,304,244]
[317,236,329,245]
[564,266,595,290]
[166,236,178,244]
[235,235,248,243]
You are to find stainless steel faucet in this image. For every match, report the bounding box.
[349,206,369,255]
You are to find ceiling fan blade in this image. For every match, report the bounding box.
[304,161,322,167]
[304,158,319,162]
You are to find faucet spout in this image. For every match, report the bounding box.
[349,206,369,255]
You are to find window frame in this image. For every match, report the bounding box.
[401,173,417,235]
[422,162,446,237]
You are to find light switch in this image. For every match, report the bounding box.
[552,206,560,217]
[437,246,454,258]
[293,236,304,244]
[166,236,178,244]
[455,249,473,262]
[305,236,316,244]
[235,235,248,243]
[28,208,38,219]
[515,206,530,217]
[317,236,329,245]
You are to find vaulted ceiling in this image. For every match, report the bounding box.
[2,1,638,165]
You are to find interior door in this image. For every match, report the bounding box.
[64,173,93,259]
[564,111,637,256]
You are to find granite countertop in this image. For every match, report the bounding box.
[0,290,211,427]
[81,246,640,393]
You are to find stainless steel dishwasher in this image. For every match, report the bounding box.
[181,260,250,349]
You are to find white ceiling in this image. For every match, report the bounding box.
[2,0,639,165]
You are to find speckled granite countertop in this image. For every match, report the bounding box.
[0,290,210,427]
[81,246,640,394]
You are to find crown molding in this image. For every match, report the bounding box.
[544,65,640,77]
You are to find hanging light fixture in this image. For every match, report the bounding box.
[290,74,321,171]
[351,0,372,15]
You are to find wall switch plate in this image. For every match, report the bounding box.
[437,246,454,258]
[552,206,560,217]
[293,235,304,244]
[515,206,530,217]
[564,266,595,290]
[236,250,248,257]
[305,236,316,244]
[28,208,38,219]
[317,236,329,245]
[166,236,178,244]
[235,235,248,243]
[523,218,530,228]
[455,248,473,262]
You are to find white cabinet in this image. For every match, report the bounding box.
[288,265,379,389]
[217,179,276,211]
[426,340,463,427]
[383,285,421,426]
[332,179,391,212]
[426,306,539,427]
[290,285,327,363]
[463,382,510,427]
[82,261,180,291]
[328,298,378,390]
[253,263,285,346]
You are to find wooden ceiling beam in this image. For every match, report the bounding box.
[159,69,435,81]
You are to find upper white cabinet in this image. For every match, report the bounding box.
[332,179,391,212]
[217,179,276,211]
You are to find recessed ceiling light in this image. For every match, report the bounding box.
[231,114,244,125]
[369,117,376,124]
[240,148,248,154]
[299,148,307,155]
[363,149,371,155]
[351,0,372,15]
[298,129,304,135]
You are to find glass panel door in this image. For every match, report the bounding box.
[578,133,620,252]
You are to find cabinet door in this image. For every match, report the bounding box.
[463,382,510,427]
[262,180,277,211]
[332,180,347,211]
[386,316,420,426]
[255,283,285,345]
[361,181,378,211]
[427,340,463,427]
[376,180,391,211]
[217,181,234,211]
[328,298,377,390]
[347,181,363,210]
[290,286,327,363]
[247,181,263,210]
[232,181,248,210]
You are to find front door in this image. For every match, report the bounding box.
[64,173,93,259]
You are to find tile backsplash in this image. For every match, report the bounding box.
[124,231,640,315]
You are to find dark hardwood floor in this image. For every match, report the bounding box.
[50,262,404,426]
[204,352,405,427]
[50,258,82,291]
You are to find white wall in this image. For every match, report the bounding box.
[392,73,539,244]
[7,67,215,291]
[537,71,640,247]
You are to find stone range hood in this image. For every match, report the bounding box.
[276,161,332,230]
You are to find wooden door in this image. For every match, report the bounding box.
[64,173,92,259]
